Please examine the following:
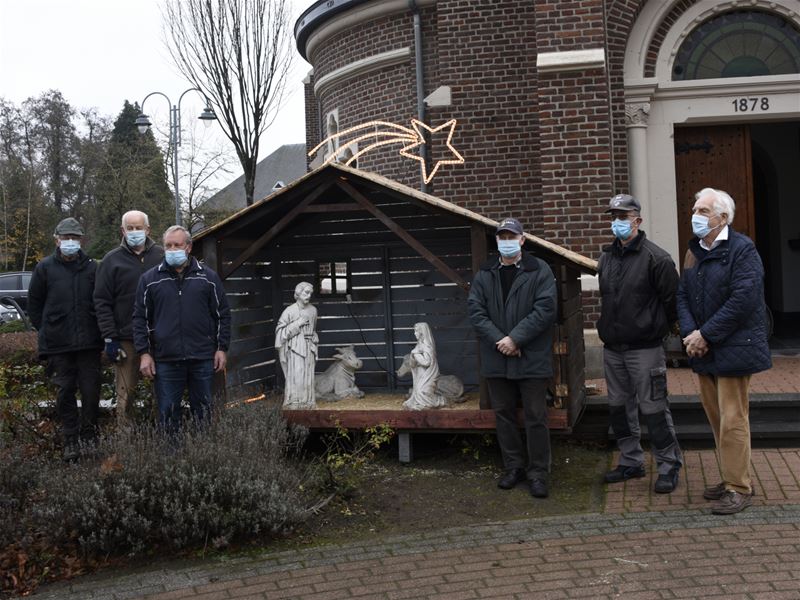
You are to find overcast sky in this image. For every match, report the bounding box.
[0,0,317,187]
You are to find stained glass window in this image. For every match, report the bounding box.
[673,10,800,81]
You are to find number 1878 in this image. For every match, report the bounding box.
[732,97,770,112]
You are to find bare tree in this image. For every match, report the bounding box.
[162,0,294,206]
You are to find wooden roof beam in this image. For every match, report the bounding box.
[222,180,333,279]
[336,179,470,291]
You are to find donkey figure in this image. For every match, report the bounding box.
[315,345,364,401]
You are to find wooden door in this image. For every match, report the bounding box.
[674,125,755,260]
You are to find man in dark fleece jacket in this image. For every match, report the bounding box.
[597,194,683,494]
[133,225,230,434]
[28,217,103,461]
[94,210,164,425]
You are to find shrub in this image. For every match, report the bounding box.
[0,330,38,364]
[1,401,319,593]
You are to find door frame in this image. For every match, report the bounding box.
[623,0,800,262]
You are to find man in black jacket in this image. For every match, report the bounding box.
[28,217,103,461]
[94,210,164,425]
[132,225,230,434]
[467,217,557,499]
[597,194,683,493]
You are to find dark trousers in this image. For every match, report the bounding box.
[47,350,101,443]
[153,359,214,434]
[487,377,550,480]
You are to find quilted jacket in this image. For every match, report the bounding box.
[676,229,771,377]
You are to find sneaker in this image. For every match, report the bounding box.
[711,490,753,515]
[703,481,726,501]
[654,466,680,494]
[604,464,646,484]
[62,444,79,463]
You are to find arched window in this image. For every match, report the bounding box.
[672,10,800,81]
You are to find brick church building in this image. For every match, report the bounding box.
[296,0,800,336]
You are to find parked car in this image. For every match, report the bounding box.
[0,302,20,324]
[0,271,31,313]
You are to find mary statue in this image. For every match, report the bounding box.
[403,322,448,410]
[275,282,318,408]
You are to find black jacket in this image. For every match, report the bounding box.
[596,231,679,350]
[27,249,103,358]
[94,238,164,341]
[467,251,558,379]
[132,258,231,361]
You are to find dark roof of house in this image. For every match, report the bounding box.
[195,162,598,274]
[202,143,307,212]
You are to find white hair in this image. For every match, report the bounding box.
[121,210,150,228]
[695,188,735,224]
[163,225,192,245]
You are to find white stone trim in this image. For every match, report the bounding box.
[536,48,605,73]
[314,47,412,97]
[305,0,436,62]
[655,0,800,82]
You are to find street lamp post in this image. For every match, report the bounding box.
[135,88,217,227]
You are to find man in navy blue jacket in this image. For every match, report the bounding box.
[677,188,771,515]
[132,225,230,433]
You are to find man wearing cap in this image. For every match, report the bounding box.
[598,194,683,493]
[28,217,103,461]
[94,210,164,426]
[468,217,557,499]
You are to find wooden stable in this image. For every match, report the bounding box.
[193,163,597,434]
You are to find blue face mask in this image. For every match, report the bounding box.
[165,249,187,267]
[611,218,633,241]
[59,240,81,256]
[126,230,146,247]
[691,214,720,238]
[497,239,521,258]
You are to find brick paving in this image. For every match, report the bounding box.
[587,355,800,396]
[35,448,800,600]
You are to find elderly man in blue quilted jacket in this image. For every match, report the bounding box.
[677,187,771,515]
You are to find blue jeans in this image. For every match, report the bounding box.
[154,359,214,433]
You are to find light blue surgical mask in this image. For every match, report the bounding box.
[691,214,721,238]
[611,218,633,241]
[165,249,187,267]
[497,239,521,258]
[125,230,146,247]
[59,240,81,256]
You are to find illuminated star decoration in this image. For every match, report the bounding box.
[308,118,465,184]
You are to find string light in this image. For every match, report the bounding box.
[308,118,465,183]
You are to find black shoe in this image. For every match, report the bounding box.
[529,478,548,498]
[497,468,526,490]
[604,464,645,484]
[654,466,680,494]
[62,444,79,463]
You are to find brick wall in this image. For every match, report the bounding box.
[301,0,658,327]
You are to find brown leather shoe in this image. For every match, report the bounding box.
[703,482,726,501]
[711,490,753,515]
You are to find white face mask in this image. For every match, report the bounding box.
[59,239,81,256]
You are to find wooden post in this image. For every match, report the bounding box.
[382,246,396,390]
[470,224,490,410]
[398,432,413,463]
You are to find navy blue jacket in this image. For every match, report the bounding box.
[132,258,231,361]
[676,229,771,376]
[467,251,557,380]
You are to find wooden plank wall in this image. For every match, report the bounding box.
[216,197,479,397]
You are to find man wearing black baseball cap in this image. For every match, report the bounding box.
[468,216,557,499]
[598,194,683,493]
